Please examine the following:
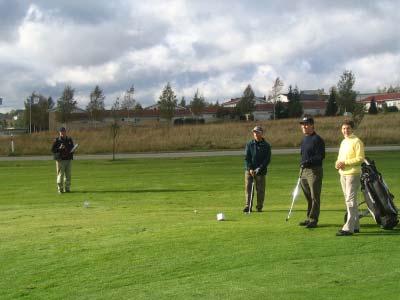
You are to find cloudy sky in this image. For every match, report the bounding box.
[0,0,399,112]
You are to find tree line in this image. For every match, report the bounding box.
[9,70,400,132]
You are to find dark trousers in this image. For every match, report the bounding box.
[245,171,266,210]
[300,166,323,223]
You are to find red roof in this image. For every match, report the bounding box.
[360,92,400,103]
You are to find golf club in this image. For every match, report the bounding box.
[248,176,255,214]
[286,168,303,221]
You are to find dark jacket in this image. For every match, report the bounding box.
[300,132,325,168]
[51,136,74,160]
[245,138,271,176]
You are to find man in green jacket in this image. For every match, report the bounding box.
[243,126,271,212]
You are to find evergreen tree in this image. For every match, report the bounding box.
[275,101,288,119]
[179,96,186,108]
[134,103,143,111]
[337,70,357,114]
[190,89,206,117]
[287,86,303,118]
[236,84,255,117]
[87,85,105,124]
[368,97,378,114]
[56,85,77,125]
[325,87,338,116]
[158,82,177,122]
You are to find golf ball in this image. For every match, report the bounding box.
[83,201,90,208]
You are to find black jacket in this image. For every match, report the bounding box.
[244,138,271,176]
[300,132,325,167]
[51,136,74,160]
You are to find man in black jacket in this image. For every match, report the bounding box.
[298,116,325,228]
[243,126,271,212]
[51,127,74,194]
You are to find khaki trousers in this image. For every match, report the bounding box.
[245,171,266,210]
[56,160,72,192]
[300,167,323,223]
[340,174,360,233]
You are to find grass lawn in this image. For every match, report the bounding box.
[0,151,399,299]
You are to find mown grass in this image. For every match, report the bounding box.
[0,151,399,299]
[1,113,399,156]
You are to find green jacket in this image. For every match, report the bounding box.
[244,138,271,176]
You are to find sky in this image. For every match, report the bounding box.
[0,0,399,113]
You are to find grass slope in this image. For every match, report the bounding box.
[0,152,399,299]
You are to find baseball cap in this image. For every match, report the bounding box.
[299,116,314,125]
[252,126,263,133]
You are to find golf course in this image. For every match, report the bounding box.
[1,151,399,299]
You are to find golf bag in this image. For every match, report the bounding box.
[360,158,398,229]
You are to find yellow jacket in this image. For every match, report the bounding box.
[336,134,365,175]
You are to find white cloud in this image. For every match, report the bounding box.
[0,0,399,112]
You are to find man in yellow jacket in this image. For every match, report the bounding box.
[335,119,365,236]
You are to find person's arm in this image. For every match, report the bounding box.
[344,140,365,166]
[257,143,271,173]
[51,139,59,154]
[245,142,253,170]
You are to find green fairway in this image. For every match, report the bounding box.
[1,152,399,299]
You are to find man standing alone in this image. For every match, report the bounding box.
[243,126,271,213]
[51,127,74,194]
[299,116,325,228]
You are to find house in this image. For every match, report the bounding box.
[221,96,267,107]
[359,92,400,110]
[302,101,327,116]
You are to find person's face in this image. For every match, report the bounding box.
[341,124,353,138]
[253,131,263,141]
[59,130,66,138]
[301,123,314,136]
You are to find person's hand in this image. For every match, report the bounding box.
[335,161,345,170]
[249,169,255,176]
[254,168,260,175]
[300,160,311,168]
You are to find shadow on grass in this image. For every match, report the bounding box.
[264,209,347,213]
[357,229,400,236]
[70,189,199,194]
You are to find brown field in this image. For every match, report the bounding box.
[1,113,399,156]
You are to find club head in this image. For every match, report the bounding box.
[285,218,289,222]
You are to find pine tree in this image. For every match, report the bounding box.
[190,89,206,117]
[325,87,338,116]
[56,86,77,125]
[158,82,177,122]
[287,86,303,118]
[236,84,255,117]
[368,97,378,114]
[275,101,288,119]
[179,96,186,108]
[337,70,357,114]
